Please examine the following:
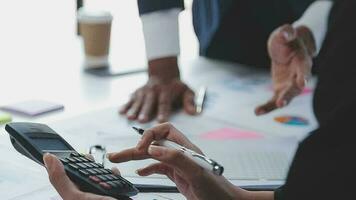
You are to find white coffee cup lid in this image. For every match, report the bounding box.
[77,7,113,24]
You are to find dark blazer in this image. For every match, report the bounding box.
[138,0,315,67]
[276,0,356,199]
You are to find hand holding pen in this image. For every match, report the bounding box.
[107,123,224,176]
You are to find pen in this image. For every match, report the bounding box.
[195,86,207,114]
[132,127,224,176]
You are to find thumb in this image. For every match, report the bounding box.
[43,154,79,199]
[183,89,196,115]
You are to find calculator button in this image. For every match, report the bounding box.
[69,164,79,170]
[89,176,101,183]
[77,163,87,169]
[95,163,104,168]
[99,182,112,190]
[107,174,119,180]
[79,170,89,176]
[70,152,80,157]
[67,157,77,163]
[73,157,83,162]
[102,169,112,174]
[106,181,118,188]
[97,175,108,181]
[59,158,69,164]
[112,181,124,188]
[87,169,97,175]
[103,175,113,181]
[83,163,93,168]
[90,163,102,168]
[92,169,103,174]
[78,157,88,162]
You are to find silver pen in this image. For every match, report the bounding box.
[195,86,207,114]
[133,127,224,176]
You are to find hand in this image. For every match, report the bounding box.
[255,24,316,115]
[120,57,196,123]
[43,154,120,200]
[107,123,249,200]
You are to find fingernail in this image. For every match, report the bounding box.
[157,115,164,121]
[148,146,162,157]
[138,114,146,121]
[283,31,292,41]
[43,153,54,171]
[304,79,308,86]
[106,153,111,159]
[135,170,140,174]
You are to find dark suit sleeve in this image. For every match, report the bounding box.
[137,0,184,15]
[275,1,356,199]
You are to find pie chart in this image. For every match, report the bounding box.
[274,116,309,126]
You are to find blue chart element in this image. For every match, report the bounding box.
[219,77,269,91]
[274,116,309,126]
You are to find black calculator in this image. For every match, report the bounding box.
[5,122,138,199]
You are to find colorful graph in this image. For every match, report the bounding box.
[274,116,309,126]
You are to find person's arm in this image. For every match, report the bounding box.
[293,0,334,55]
[120,1,196,123]
[255,1,333,115]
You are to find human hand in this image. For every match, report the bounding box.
[255,25,316,115]
[107,123,246,200]
[120,57,196,123]
[43,154,120,200]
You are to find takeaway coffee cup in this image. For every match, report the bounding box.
[77,8,113,69]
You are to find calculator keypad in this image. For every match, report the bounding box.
[61,153,132,191]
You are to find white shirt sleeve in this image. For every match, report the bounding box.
[293,1,334,54]
[140,8,181,61]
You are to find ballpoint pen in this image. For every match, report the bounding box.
[196,86,207,114]
[132,127,224,176]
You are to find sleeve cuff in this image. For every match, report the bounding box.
[293,1,334,54]
[141,8,181,61]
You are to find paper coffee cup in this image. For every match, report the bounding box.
[77,8,113,69]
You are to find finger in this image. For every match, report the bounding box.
[107,147,150,163]
[276,85,301,107]
[43,154,81,200]
[111,167,121,176]
[255,96,280,116]
[157,92,172,123]
[183,89,196,115]
[136,163,173,178]
[119,97,134,115]
[147,145,203,180]
[127,91,145,120]
[294,54,312,89]
[138,91,156,123]
[136,123,201,153]
[136,123,173,151]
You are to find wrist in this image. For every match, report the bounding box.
[148,57,180,82]
[296,26,317,57]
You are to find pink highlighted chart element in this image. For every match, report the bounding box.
[300,87,313,95]
[201,128,263,140]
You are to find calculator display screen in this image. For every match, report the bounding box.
[32,138,71,151]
